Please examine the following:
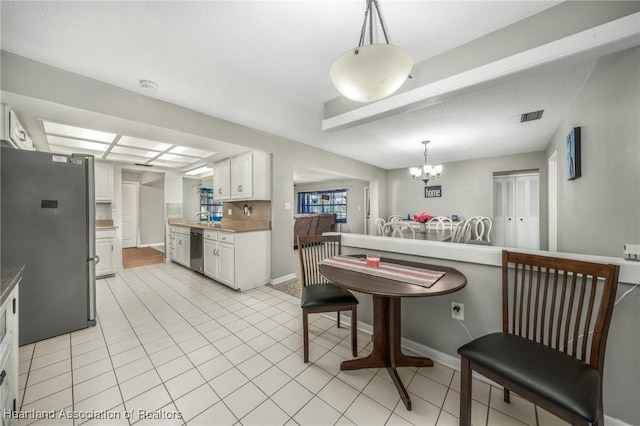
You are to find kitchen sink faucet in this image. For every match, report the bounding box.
[195,211,210,226]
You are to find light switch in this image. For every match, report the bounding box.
[284,202,291,210]
[228,209,232,215]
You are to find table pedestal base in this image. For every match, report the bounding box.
[340,295,433,410]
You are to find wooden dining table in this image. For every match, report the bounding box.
[319,256,467,410]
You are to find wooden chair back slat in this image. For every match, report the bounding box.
[502,251,619,369]
[572,274,588,357]
[581,276,598,360]
[554,273,568,350]
[531,267,542,341]
[297,235,341,287]
[539,267,551,344]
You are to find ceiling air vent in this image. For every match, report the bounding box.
[520,110,544,122]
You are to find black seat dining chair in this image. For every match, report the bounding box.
[297,235,358,363]
[458,250,619,426]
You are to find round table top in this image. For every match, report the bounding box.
[319,256,467,298]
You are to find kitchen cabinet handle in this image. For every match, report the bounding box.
[0,370,6,386]
[111,244,114,251]
[179,240,182,246]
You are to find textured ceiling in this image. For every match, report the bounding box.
[0,0,614,179]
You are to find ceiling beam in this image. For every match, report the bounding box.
[322,12,640,132]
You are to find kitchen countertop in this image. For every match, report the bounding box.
[169,222,270,233]
[1,264,24,306]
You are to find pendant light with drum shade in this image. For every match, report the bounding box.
[330,0,413,103]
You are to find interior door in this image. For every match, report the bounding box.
[516,174,540,250]
[122,181,139,248]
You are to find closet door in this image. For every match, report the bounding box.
[493,176,516,247]
[493,173,539,249]
[515,174,540,249]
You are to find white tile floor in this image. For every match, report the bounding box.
[18,263,570,426]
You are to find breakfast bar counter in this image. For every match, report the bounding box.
[329,232,638,425]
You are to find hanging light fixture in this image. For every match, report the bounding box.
[330,0,413,103]
[410,141,443,184]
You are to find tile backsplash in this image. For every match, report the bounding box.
[95,203,112,220]
[166,202,184,219]
[223,201,271,222]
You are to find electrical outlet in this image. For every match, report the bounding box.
[451,302,464,321]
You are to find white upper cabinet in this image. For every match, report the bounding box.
[213,151,270,201]
[213,159,231,200]
[231,152,253,199]
[94,161,114,203]
[1,104,34,150]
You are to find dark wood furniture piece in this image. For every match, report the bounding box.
[293,214,336,247]
[458,250,620,426]
[298,235,358,363]
[319,257,467,410]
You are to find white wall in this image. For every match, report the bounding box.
[546,47,640,258]
[386,152,547,247]
[182,177,202,220]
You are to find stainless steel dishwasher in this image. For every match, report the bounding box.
[190,227,204,274]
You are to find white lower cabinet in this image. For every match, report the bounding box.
[203,238,218,279]
[203,230,270,291]
[170,226,191,267]
[95,229,116,277]
[0,278,19,424]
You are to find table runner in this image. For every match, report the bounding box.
[320,255,446,288]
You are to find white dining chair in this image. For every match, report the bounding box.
[387,215,404,223]
[374,218,388,236]
[391,222,416,239]
[452,220,469,243]
[465,216,493,244]
[427,216,453,231]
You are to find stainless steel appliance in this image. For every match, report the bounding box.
[1,147,97,345]
[190,228,203,274]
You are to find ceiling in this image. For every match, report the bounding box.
[42,120,216,176]
[1,1,638,182]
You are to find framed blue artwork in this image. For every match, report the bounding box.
[566,127,581,180]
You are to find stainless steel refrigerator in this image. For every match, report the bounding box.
[1,147,97,345]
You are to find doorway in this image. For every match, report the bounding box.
[121,171,165,269]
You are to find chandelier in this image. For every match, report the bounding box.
[330,0,413,103]
[410,141,443,184]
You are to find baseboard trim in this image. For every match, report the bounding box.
[322,314,631,425]
[270,273,297,285]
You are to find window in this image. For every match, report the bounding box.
[199,188,223,221]
[297,189,347,223]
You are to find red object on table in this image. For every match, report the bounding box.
[366,256,380,267]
